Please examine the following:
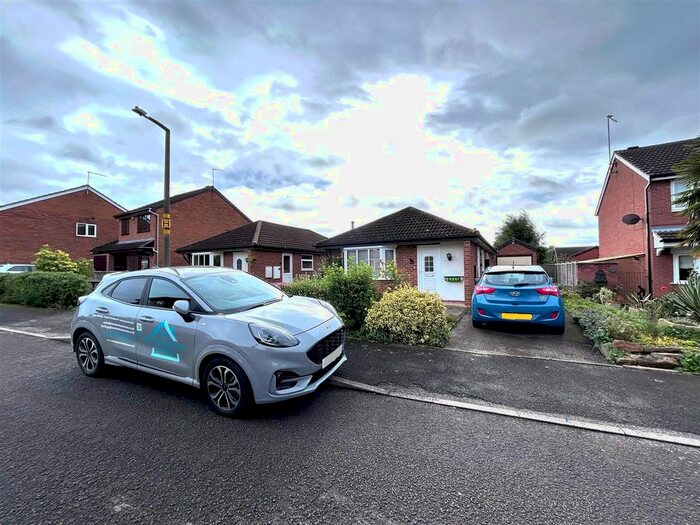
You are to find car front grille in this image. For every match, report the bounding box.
[306,328,345,364]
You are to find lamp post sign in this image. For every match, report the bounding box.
[162,213,171,235]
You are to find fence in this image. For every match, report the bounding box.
[543,262,578,287]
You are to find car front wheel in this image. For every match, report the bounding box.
[202,358,252,417]
[75,332,105,376]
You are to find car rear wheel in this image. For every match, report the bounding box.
[75,332,105,376]
[202,358,252,417]
[551,325,565,335]
[472,320,484,329]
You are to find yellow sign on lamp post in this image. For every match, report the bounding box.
[162,213,171,235]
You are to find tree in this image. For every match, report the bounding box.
[494,210,545,248]
[673,138,700,249]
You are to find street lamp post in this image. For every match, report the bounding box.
[132,106,171,267]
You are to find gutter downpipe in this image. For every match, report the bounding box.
[644,181,653,297]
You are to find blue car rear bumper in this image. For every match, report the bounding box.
[471,296,565,326]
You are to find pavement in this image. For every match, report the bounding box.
[0,303,72,338]
[448,310,604,363]
[2,331,699,525]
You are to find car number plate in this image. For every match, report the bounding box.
[322,345,343,368]
[501,313,533,320]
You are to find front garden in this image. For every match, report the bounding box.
[564,280,700,373]
[282,262,453,347]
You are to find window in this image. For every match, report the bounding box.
[191,252,223,266]
[283,255,291,273]
[137,214,151,233]
[671,180,689,212]
[147,278,191,309]
[424,255,434,273]
[236,259,243,270]
[121,219,130,235]
[109,278,148,305]
[343,246,397,278]
[301,254,314,271]
[76,223,97,237]
[674,253,694,283]
[483,271,548,286]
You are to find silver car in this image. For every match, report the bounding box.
[70,267,346,416]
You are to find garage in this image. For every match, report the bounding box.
[495,238,538,266]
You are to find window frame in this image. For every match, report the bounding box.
[673,252,694,284]
[671,179,688,212]
[191,252,224,267]
[121,219,130,235]
[136,214,151,233]
[144,277,197,311]
[301,254,314,272]
[106,276,149,306]
[75,222,97,238]
[343,245,397,279]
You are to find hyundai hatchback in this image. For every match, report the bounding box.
[70,267,346,416]
[471,265,565,334]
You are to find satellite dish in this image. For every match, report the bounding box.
[622,214,641,225]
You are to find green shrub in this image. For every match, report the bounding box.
[680,352,700,373]
[34,244,78,273]
[576,281,602,299]
[282,263,379,329]
[667,275,700,321]
[74,258,93,278]
[1,272,90,309]
[363,285,451,347]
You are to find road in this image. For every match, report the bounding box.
[1,332,699,524]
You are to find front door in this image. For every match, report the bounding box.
[232,251,248,272]
[282,253,293,283]
[418,247,440,293]
[135,277,199,379]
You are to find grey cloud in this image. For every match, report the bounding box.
[268,199,315,212]
[57,142,103,165]
[543,217,597,230]
[374,198,430,210]
[343,196,360,207]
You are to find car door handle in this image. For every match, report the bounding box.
[95,306,109,314]
[138,316,155,323]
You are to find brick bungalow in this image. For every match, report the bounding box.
[92,186,250,271]
[594,137,697,296]
[316,206,496,302]
[0,185,126,264]
[176,221,326,284]
[495,239,538,265]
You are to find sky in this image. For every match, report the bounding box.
[1,0,698,246]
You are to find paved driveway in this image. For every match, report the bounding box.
[448,311,604,363]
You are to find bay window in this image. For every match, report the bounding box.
[343,246,396,278]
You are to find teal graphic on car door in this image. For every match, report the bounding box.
[135,278,199,378]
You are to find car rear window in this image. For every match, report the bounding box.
[483,272,548,286]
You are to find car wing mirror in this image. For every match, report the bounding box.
[173,300,195,322]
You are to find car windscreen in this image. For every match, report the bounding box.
[184,272,284,313]
[482,272,549,286]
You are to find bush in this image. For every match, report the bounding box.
[34,245,78,273]
[576,281,602,299]
[680,352,700,373]
[0,272,90,309]
[667,275,700,322]
[363,285,451,347]
[282,263,379,329]
[74,258,93,278]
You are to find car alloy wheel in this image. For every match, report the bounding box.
[78,336,99,372]
[207,365,242,411]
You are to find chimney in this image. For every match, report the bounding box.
[351,221,355,229]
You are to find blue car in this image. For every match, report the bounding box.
[471,265,565,334]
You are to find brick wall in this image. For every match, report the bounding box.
[597,161,647,258]
[463,240,476,298]
[571,247,599,261]
[578,262,620,292]
[649,180,688,227]
[117,188,250,267]
[0,189,123,263]
[497,241,537,263]
[247,249,323,283]
[395,245,417,286]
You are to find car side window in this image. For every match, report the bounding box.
[109,278,148,305]
[146,278,191,309]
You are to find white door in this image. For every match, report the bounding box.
[497,256,532,266]
[231,251,248,272]
[282,253,293,283]
[418,247,440,292]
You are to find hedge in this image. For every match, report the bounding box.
[0,272,91,309]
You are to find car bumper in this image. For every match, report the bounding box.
[247,316,347,404]
[471,298,565,326]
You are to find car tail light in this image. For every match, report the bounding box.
[477,308,486,315]
[536,286,559,296]
[474,285,496,295]
[549,312,559,319]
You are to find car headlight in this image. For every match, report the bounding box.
[249,322,299,347]
[318,299,338,317]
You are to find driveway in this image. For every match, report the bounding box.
[448,311,604,363]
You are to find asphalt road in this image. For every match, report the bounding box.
[339,341,700,435]
[1,332,699,524]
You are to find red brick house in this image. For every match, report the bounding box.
[0,185,126,264]
[550,246,599,263]
[496,239,538,265]
[177,221,326,284]
[594,137,697,296]
[316,207,496,302]
[92,186,250,271]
